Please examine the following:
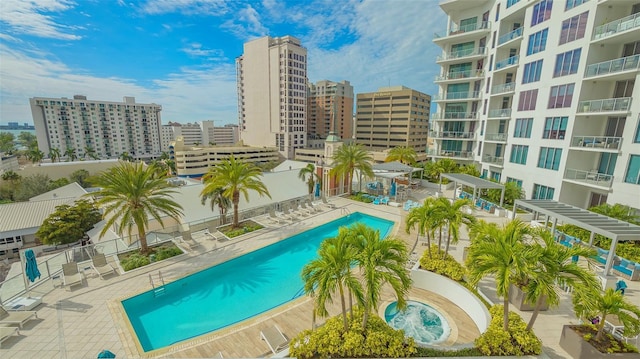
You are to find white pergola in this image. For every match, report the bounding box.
[440,173,506,206]
[514,199,640,276]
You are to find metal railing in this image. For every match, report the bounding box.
[491,82,516,94]
[427,149,474,158]
[564,168,613,186]
[437,47,487,61]
[432,91,481,101]
[593,12,640,41]
[585,54,640,78]
[495,55,519,70]
[498,27,523,46]
[435,69,484,81]
[434,21,490,39]
[429,131,475,139]
[571,136,622,149]
[430,112,479,120]
[577,97,632,113]
[484,133,508,141]
[488,108,512,118]
[483,155,504,165]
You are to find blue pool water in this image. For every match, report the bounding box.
[384,300,451,345]
[122,212,394,352]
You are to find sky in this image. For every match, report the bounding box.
[0,0,446,126]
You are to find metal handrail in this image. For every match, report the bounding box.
[585,54,640,78]
[564,168,613,186]
[432,91,481,101]
[570,136,622,149]
[434,21,490,38]
[577,97,632,113]
[488,108,512,118]
[498,27,523,46]
[593,12,640,40]
[437,47,487,61]
[484,133,508,141]
[495,55,519,70]
[491,82,516,94]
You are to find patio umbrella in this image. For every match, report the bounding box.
[314,182,320,198]
[24,249,40,283]
[97,349,116,358]
[390,181,397,196]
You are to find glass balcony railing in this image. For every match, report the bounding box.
[484,133,508,141]
[495,55,519,70]
[564,168,613,187]
[498,27,523,46]
[577,97,632,113]
[430,112,479,120]
[437,47,487,62]
[432,91,481,101]
[585,54,640,78]
[488,108,512,118]
[491,82,516,94]
[435,69,485,81]
[429,131,475,139]
[434,21,490,39]
[427,149,474,158]
[570,136,622,150]
[593,12,640,41]
[483,155,504,165]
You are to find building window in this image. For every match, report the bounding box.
[523,60,544,83]
[565,0,587,11]
[527,28,548,55]
[548,84,575,108]
[506,177,523,187]
[554,49,581,77]
[532,184,555,199]
[543,117,568,139]
[510,145,529,165]
[507,0,521,8]
[625,155,640,184]
[537,147,562,170]
[518,89,538,111]
[514,118,533,138]
[635,117,640,143]
[559,11,588,44]
[532,0,553,26]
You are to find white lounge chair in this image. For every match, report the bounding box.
[0,307,37,329]
[0,326,19,348]
[260,325,289,354]
[268,209,287,224]
[295,203,311,217]
[92,253,116,279]
[308,199,322,212]
[62,262,83,289]
[321,196,335,209]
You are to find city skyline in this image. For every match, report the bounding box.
[0,0,446,125]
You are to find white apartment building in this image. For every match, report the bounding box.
[432,0,640,210]
[30,95,162,160]
[236,36,308,159]
[160,121,239,151]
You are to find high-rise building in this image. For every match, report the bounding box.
[212,124,240,146]
[161,121,239,151]
[236,35,308,159]
[30,95,162,160]
[355,86,430,156]
[307,80,354,141]
[432,0,640,210]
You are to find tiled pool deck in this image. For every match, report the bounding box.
[1,191,638,358]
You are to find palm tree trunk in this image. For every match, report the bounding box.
[338,283,348,331]
[437,227,443,252]
[362,302,369,328]
[138,226,149,255]
[503,296,510,331]
[233,191,240,228]
[426,231,432,258]
[526,296,544,331]
[595,314,607,341]
[444,230,452,259]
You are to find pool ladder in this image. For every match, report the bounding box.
[341,208,351,216]
[150,271,166,297]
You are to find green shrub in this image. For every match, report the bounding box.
[120,253,150,271]
[349,192,373,203]
[219,221,264,238]
[415,347,482,357]
[474,305,542,356]
[289,306,416,359]
[419,245,466,281]
[154,246,183,261]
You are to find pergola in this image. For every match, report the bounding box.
[440,173,505,206]
[514,199,640,276]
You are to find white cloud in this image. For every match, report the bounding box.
[221,4,268,40]
[181,43,226,61]
[140,0,231,15]
[0,0,81,40]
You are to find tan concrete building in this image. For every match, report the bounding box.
[355,86,431,154]
[236,36,308,159]
[212,124,239,146]
[307,80,354,141]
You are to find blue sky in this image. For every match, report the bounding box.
[0,0,446,125]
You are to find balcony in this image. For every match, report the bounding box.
[437,47,487,63]
[483,155,504,166]
[491,82,516,95]
[564,168,614,188]
[494,55,519,71]
[570,135,622,150]
[577,97,632,115]
[434,21,491,42]
[427,149,474,159]
[585,54,640,79]
[484,133,508,142]
[430,112,479,121]
[497,27,523,46]
[429,131,476,139]
[432,91,481,102]
[592,12,640,43]
[487,108,512,119]
[435,69,485,83]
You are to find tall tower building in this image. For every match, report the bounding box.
[433,0,640,210]
[307,80,354,141]
[236,35,308,159]
[30,95,162,160]
[355,86,430,155]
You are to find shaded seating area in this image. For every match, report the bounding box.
[260,325,289,354]
[613,259,640,281]
[0,307,38,328]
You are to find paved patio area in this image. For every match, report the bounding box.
[1,189,638,358]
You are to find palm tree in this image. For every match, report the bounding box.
[436,197,475,259]
[405,197,438,259]
[84,146,96,159]
[349,223,412,327]
[330,143,373,194]
[92,162,183,254]
[573,287,640,341]
[466,219,535,331]
[200,185,231,225]
[64,148,77,162]
[49,148,60,163]
[385,146,417,165]
[119,152,133,162]
[301,228,364,331]
[26,149,44,164]
[298,163,319,200]
[201,156,270,228]
[524,228,598,331]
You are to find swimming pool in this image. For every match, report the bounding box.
[122,212,394,352]
[384,300,451,345]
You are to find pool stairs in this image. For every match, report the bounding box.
[149,271,166,297]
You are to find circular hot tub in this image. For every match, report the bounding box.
[384,300,451,345]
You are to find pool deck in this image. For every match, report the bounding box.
[1,189,639,358]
